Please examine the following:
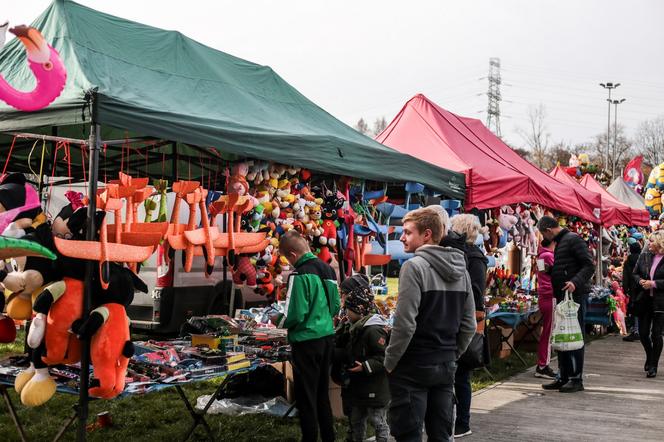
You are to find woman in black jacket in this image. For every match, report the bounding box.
[622,241,642,341]
[443,214,488,438]
[633,230,664,378]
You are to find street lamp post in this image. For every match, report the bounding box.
[608,98,626,179]
[599,82,620,171]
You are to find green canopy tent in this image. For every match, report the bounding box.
[0,0,465,197]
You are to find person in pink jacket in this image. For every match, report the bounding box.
[535,239,557,379]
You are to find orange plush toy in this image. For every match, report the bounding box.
[71,262,146,399]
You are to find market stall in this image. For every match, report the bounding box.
[0,2,468,440]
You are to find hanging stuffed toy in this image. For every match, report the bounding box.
[71,263,147,399]
[232,254,257,288]
[0,24,66,111]
[0,173,44,238]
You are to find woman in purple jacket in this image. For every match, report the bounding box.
[535,239,557,379]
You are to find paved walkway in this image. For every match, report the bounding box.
[470,335,664,441]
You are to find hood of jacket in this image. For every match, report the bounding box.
[350,313,388,334]
[439,230,466,252]
[415,245,466,282]
[465,243,489,264]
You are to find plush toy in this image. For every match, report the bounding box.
[13,205,95,406]
[232,254,257,288]
[645,187,662,217]
[268,163,287,180]
[0,173,44,238]
[71,263,147,399]
[316,194,343,264]
[246,161,270,184]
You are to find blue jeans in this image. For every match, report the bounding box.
[388,361,457,442]
[454,364,472,431]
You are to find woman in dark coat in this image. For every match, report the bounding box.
[622,241,642,341]
[442,214,488,438]
[633,230,664,378]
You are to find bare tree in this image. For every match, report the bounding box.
[372,117,388,136]
[517,103,550,169]
[547,141,573,168]
[512,147,530,160]
[634,116,664,166]
[590,125,632,180]
[354,118,370,135]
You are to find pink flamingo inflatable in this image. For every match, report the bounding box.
[0,24,66,111]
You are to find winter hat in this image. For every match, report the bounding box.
[341,274,374,316]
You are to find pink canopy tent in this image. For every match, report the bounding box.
[579,174,650,226]
[376,94,602,222]
[550,166,630,226]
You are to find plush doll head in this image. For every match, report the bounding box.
[94,263,148,307]
[0,173,42,235]
[269,163,287,180]
[229,175,249,196]
[231,161,250,178]
[322,193,344,221]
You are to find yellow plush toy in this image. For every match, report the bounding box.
[645,187,662,217]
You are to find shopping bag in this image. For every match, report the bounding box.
[551,291,584,351]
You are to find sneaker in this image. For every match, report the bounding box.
[542,379,566,390]
[535,365,557,379]
[623,333,640,342]
[647,367,657,378]
[559,381,585,393]
[454,427,473,438]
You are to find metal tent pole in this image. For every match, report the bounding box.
[596,224,603,286]
[77,89,101,442]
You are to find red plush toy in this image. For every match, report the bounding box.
[0,315,16,343]
[232,255,257,288]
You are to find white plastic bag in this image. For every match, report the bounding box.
[551,291,584,351]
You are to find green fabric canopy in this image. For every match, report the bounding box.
[0,0,464,198]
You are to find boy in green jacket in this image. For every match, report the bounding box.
[271,230,341,442]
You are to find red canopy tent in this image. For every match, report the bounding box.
[550,166,630,226]
[579,174,650,226]
[376,94,601,222]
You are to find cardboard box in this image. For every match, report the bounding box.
[488,325,513,359]
[271,361,344,418]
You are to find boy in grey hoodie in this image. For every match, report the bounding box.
[385,207,476,442]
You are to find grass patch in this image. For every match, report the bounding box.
[0,329,25,357]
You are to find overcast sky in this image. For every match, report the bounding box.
[6,0,664,151]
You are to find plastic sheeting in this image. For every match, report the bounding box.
[196,394,296,417]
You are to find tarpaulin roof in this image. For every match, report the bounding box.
[376,94,601,221]
[607,178,647,211]
[580,174,650,226]
[0,0,465,197]
[549,166,629,227]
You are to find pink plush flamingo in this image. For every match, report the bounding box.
[0,24,66,111]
